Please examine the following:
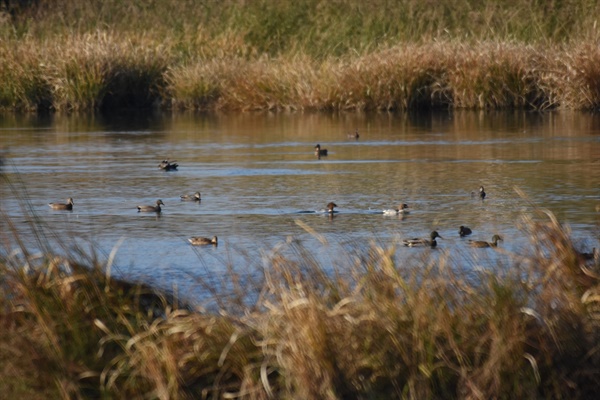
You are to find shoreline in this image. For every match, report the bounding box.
[2,38,600,112]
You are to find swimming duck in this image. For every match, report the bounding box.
[383,203,409,215]
[326,202,337,213]
[479,186,486,200]
[137,199,164,213]
[347,129,359,139]
[459,226,473,237]
[158,159,178,171]
[189,236,218,246]
[403,231,443,248]
[49,198,74,210]
[180,192,201,202]
[469,234,502,248]
[577,248,598,263]
[315,144,328,157]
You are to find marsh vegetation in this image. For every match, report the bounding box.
[2,0,600,111]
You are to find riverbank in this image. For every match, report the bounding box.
[3,36,600,112]
[2,1,600,112]
[1,197,599,398]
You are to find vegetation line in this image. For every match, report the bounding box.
[2,1,600,111]
[4,37,600,112]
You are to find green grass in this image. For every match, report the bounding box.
[5,1,600,55]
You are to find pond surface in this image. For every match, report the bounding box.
[1,111,599,303]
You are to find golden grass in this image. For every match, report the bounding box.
[4,0,600,111]
[168,40,600,111]
[1,196,599,398]
[0,32,171,111]
[4,33,600,112]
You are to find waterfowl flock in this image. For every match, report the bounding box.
[46,160,507,252]
[43,153,596,260]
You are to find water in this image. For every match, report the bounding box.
[1,110,599,303]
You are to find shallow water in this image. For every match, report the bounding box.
[1,110,599,303]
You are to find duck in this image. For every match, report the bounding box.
[158,159,178,171]
[49,198,74,210]
[403,231,443,248]
[315,144,328,157]
[137,199,164,213]
[479,186,486,200]
[383,203,409,215]
[577,248,598,264]
[459,226,473,237]
[347,129,359,139]
[189,236,218,246]
[180,192,201,202]
[326,202,337,213]
[469,234,503,248]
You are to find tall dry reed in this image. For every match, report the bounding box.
[3,1,600,111]
[5,36,600,112]
[0,33,170,111]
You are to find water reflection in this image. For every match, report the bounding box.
[1,110,599,303]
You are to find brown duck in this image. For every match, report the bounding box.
[180,192,201,201]
[326,202,337,213]
[347,129,359,139]
[469,234,503,248]
[189,236,218,246]
[137,199,164,213]
[49,198,74,210]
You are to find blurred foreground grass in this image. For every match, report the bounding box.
[1,185,599,398]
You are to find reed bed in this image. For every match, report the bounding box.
[4,35,600,112]
[0,33,171,111]
[3,1,600,111]
[1,193,599,398]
